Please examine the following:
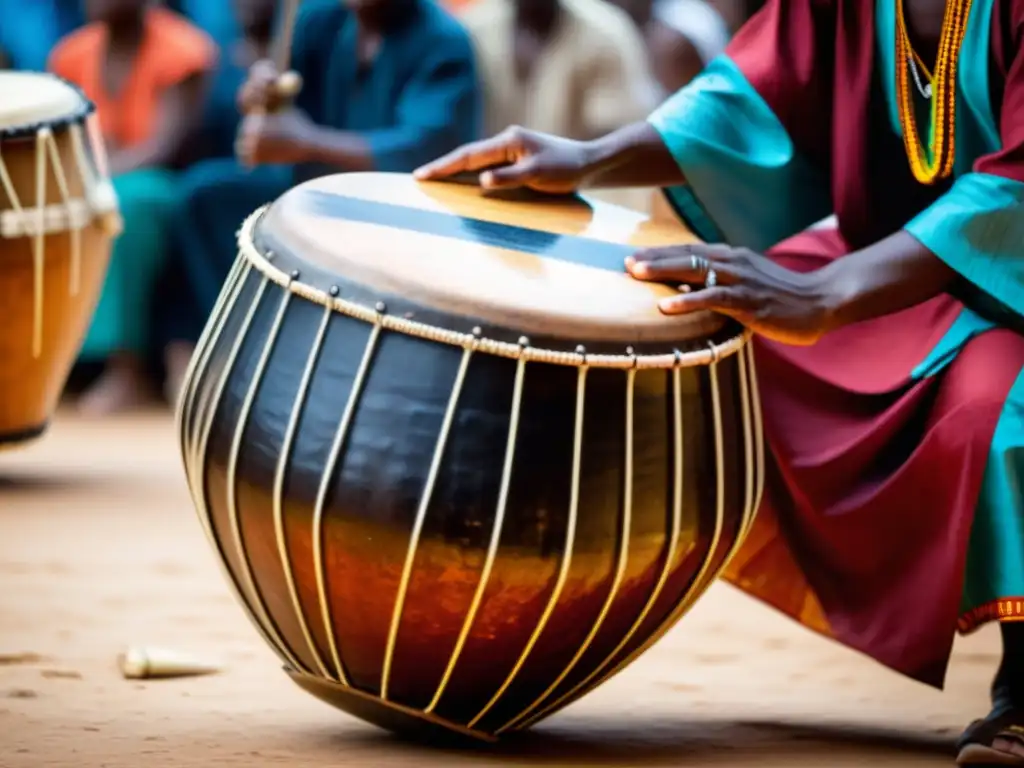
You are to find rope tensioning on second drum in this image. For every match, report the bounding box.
[0,70,122,448]
[0,86,120,357]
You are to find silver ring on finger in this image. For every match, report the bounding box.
[705,268,718,288]
[690,254,709,279]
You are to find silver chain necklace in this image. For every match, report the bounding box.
[906,45,933,99]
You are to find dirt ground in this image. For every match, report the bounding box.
[0,409,996,767]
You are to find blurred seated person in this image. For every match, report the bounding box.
[460,0,657,211]
[49,0,215,415]
[167,0,242,51]
[0,0,82,72]
[644,0,730,225]
[440,0,482,13]
[156,0,274,161]
[151,0,275,395]
[705,0,764,33]
[197,0,278,160]
[161,0,482,402]
[606,0,728,95]
[646,0,729,94]
[613,0,747,43]
[461,0,657,140]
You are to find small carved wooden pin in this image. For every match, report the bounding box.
[118,647,222,680]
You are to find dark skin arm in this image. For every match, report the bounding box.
[414,122,683,192]
[302,124,375,171]
[107,72,207,175]
[237,107,375,170]
[415,125,959,345]
[235,61,374,171]
[627,232,957,345]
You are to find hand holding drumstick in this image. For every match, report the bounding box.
[235,0,309,167]
[235,62,312,166]
[237,60,304,116]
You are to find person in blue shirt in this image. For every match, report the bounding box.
[168,0,241,50]
[0,0,82,71]
[160,0,482,403]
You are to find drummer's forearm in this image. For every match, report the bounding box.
[817,230,957,330]
[581,122,686,190]
[304,127,375,172]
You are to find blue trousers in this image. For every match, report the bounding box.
[173,159,292,320]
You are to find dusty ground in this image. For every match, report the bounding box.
[0,410,996,767]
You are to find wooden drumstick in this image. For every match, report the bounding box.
[271,0,301,75]
[239,0,303,167]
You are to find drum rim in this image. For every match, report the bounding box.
[238,205,751,370]
[0,74,95,140]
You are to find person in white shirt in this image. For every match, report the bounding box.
[647,0,730,95]
[459,0,660,210]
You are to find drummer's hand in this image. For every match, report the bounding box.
[625,244,836,346]
[238,59,300,114]
[413,126,591,194]
[237,109,319,166]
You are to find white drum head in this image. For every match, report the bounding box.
[0,72,86,132]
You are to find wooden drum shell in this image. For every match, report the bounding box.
[178,202,763,739]
[0,90,116,445]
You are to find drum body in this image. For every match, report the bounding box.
[178,172,762,740]
[0,72,119,446]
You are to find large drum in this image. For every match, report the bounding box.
[178,172,762,740]
[0,71,119,446]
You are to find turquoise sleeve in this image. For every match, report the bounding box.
[905,172,1024,325]
[647,56,832,250]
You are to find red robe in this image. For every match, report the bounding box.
[659,0,1024,686]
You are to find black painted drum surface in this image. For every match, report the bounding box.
[177,173,762,740]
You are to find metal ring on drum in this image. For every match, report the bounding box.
[0,71,121,448]
[176,171,764,741]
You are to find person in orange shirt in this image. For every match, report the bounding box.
[49,0,216,415]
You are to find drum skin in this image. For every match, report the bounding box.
[0,74,116,446]
[178,173,762,740]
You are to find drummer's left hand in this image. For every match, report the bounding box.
[625,244,836,346]
[237,109,319,166]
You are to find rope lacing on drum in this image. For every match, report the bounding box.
[0,121,120,357]
[236,206,751,371]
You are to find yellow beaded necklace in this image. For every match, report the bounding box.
[895,0,973,184]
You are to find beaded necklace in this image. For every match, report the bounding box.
[894,0,973,184]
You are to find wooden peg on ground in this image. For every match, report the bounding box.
[118,647,222,680]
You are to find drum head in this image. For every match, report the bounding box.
[253,172,728,346]
[0,72,89,135]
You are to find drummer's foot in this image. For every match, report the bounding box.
[163,342,195,409]
[77,354,153,416]
[957,709,1024,765]
[957,623,1024,765]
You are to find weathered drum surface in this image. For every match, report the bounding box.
[177,172,763,740]
[0,71,119,446]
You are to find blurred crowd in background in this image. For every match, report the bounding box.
[0,0,765,416]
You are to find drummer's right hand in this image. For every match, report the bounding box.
[414,126,591,194]
[238,59,301,114]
